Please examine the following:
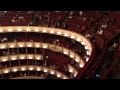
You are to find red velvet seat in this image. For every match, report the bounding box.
[95,34,105,51]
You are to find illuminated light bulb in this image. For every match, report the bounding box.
[13,68,17,72]
[70,54,74,58]
[3,58,7,62]
[75,58,80,62]
[87,51,90,56]
[42,29,47,32]
[50,30,54,34]
[71,35,75,39]
[28,56,33,59]
[0,29,3,32]
[18,28,22,31]
[57,74,61,77]
[63,77,67,79]
[26,28,31,31]
[29,67,34,71]
[35,29,39,32]
[12,57,16,60]
[10,45,15,48]
[37,68,41,71]
[64,51,68,55]
[43,45,47,48]
[20,57,25,59]
[81,42,86,45]
[8,29,12,32]
[1,46,5,49]
[36,57,41,60]
[74,74,77,77]
[76,38,80,41]
[43,69,48,72]
[64,33,68,37]
[4,70,9,73]
[21,67,25,71]
[27,44,32,47]
[86,58,89,62]
[85,46,89,50]
[50,71,55,75]
[35,45,39,47]
[69,69,73,73]
[57,32,61,35]
[79,64,84,68]
[19,44,24,47]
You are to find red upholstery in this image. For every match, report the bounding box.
[95,34,105,51]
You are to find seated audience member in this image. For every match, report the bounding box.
[35,15,39,25]
[55,23,60,28]
[11,17,17,23]
[2,11,8,15]
[97,28,104,35]
[69,15,72,18]
[79,11,83,17]
[1,37,8,43]
[111,41,118,49]
[44,14,49,21]
[91,33,95,42]
[61,23,67,29]
[101,23,108,29]
[39,15,42,21]
[85,33,91,39]
[81,26,85,31]
[70,11,73,16]
[28,11,33,14]
[28,21,33,26]
[14,39,17,42]
[82,17,87,22]
[18,16,25,22]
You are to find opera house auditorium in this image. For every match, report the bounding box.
[0,11,120,79]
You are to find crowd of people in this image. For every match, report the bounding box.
[0,11,120,79]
